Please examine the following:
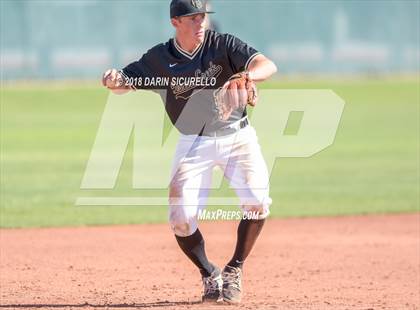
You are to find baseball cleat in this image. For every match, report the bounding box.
[201,266,223,303]
[222,265,243,303]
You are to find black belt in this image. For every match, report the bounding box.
[199,118,249,137]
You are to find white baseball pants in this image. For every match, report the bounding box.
[168,124,272,237]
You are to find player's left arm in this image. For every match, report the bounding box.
[247,54,277,82]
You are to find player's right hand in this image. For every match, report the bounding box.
[102,68,124,89]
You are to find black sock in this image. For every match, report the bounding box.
[175,229,215,277]
[227,218,266,269]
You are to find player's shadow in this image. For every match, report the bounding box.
[0,301,202,308]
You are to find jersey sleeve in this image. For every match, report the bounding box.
[225,34,261,73]
[120,49,157,90]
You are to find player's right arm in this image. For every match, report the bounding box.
[103,44,164,94]
[101,68,131,95]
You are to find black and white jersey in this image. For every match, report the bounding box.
[121,30,260,135]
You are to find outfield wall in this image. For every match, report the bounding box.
[1,0,419,80]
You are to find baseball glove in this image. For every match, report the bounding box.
[214,71,258,121]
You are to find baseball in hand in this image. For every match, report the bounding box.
[102,69,122,89]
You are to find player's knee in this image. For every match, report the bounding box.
[169,220,189,236]
[170,219,198,237]
[241,198,271,220]
[168,206,198,237]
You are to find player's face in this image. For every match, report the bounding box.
[173,13,207,43]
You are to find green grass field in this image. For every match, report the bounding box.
[1,79,419,228]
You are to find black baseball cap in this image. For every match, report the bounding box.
[170,0,214,18]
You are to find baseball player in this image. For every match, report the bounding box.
[102,0,277,303]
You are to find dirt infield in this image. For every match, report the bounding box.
[0,214,419,310]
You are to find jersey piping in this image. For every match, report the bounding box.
[245,52,261,71]
[173,33,207,60]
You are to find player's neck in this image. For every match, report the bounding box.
[175,35,203,54]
